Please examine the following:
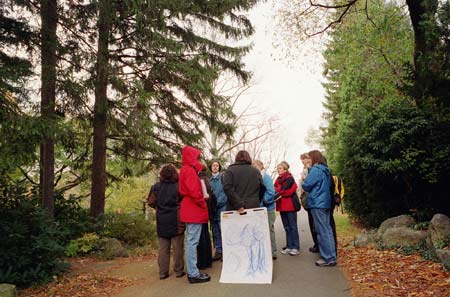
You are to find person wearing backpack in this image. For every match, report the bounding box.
[275,161,301,256]
[302,150,337,267]
[147,164,186,280]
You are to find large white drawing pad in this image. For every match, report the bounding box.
[219,207,273,284]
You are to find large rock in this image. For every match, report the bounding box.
[0,284,17,297]
[377,215,415,238]
[381,227,427,247]
[429,214,450,249]
[98,238,129,260]
[354,231,377,247]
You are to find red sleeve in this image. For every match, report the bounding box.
[274,179,282,193]
[179,167,204,204]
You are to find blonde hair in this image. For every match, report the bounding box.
[277,161,290,172]
[252,160,264,170]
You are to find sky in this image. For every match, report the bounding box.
[236,1,327,178]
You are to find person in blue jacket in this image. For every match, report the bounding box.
[252,160,278,260]
[209,160,227,261]
[302,150,337,267]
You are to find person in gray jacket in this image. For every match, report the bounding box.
[222,150,263,214]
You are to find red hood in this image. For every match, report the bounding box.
[182,146,201,167]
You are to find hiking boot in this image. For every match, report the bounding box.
[315,258,337,267]
[188,272,211,284]
[212,252,222,261]
[281,248,291,255]
[309,246,319,253]
[289,249,301,256]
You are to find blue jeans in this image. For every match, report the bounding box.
[186,223,202,277]
[280,211,300,250]
[310,208,336,262]
[211,220,222,253]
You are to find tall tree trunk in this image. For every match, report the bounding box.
[90,0,112,218]
[40,0,57,218]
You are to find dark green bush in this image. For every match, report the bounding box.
[0,183,67,287]
[102,212,156,246]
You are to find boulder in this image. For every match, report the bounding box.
[429,214,450,249]
[435,249,450,262]
[381,227,427,247]
[354,231,377,247]
[0,284,17,297]
[376,215,415,239]
[98,238,129,260]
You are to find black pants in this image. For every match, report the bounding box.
[196,223,212,269]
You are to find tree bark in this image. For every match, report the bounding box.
[90,0,112,218]
[40,0,57,218]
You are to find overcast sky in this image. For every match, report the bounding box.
[237,1,326,178]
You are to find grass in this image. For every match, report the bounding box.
[334,212,361,238]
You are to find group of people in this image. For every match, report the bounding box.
[147,145,343,284]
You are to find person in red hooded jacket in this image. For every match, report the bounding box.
[179,146,211,284]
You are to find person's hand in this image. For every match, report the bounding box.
[238,207,245,214]
[204,194,209,200]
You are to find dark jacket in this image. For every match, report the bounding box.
[302,163,332,209]
[223,162,263,210]
[148,181,185,238]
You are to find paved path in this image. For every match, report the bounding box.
[114,210,350,297]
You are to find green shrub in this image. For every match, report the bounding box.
[102,212,156,246]
[0,183,67,287]
[64,233,101,257]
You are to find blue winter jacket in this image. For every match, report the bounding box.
[260,172,276,211]
[210,173,227,219]
[302,164,331,209]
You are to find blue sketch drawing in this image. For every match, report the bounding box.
[226,223,266,278]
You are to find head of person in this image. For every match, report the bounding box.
[160,163,178,183]
[300,153,312,167]
[276,161,290,175]
[252,160,264,171]
[308,150,327,166]
[209,160,222,174]
[235,150,252,165]
[181,145,202,167]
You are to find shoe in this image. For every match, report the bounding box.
[272,256,277,260]
[281,248,291,255]
[160,274,169,280]
[212,252,222,261]
[281,246,287,250]
[188,273,211,284]
[176,272,186,278]
[315,258,337,267]
[309,246,319,253]
[289,249,300,256]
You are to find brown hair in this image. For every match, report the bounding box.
[209,160,222,172]
[308,150,327,166]
[300,153,309,160]
[277,161,290,171]
[235,150,252,164]
[159,163,179,183]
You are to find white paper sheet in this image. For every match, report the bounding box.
[219,207,273,284]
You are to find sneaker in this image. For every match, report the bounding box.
[309,246,319,253]
[315,258,337,267]
[289,249,300,256]
[281,246,287,250]
[188,272,211,284]
[281,248,291,255]
[212,252,222,261]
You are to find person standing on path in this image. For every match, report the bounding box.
[252,159,278,260]
[222,150,263,213]
[209,160,227,261]
[197,165,213,270]
[299,153,319,253]
[179,146,211,283]
[147,164,186,280]
[302,150,337,267]
[275,161,300,256]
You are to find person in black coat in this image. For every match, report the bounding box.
[148,164,186,279]
[223,150,263,213]
[196,165,213,270]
